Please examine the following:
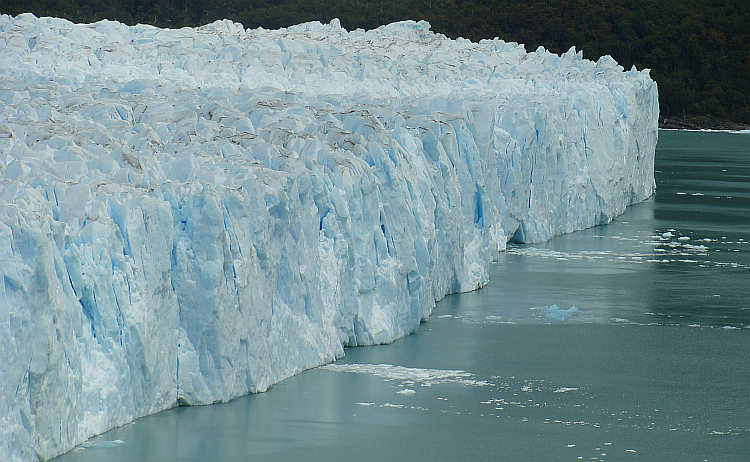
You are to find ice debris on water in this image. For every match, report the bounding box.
[0,13,657,461]
[553,387,579,393]
[322,363,493,387]
[542,304,580,322]
[75,439,126,450]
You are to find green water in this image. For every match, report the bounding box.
[55,131,750,461]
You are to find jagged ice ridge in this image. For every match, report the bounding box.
[0,13,658,461]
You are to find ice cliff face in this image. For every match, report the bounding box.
[0,13,658,461]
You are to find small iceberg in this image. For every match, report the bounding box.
[542,304,580,322]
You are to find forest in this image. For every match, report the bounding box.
[2,0,749,127]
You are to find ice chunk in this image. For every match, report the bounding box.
[543,304,581,322]
[396,388,416,395]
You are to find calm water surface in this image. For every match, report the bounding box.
[55,131,750,461]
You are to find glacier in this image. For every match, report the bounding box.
[0,13,658,461]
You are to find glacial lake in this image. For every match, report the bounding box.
[55,130,749,461]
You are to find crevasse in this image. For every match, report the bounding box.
[0,14,658,461]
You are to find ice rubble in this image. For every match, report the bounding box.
[0,13,658,461]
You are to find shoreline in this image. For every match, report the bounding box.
[659,115,750,131]
[659,128,750,134]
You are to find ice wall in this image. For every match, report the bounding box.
[0,13,658,461]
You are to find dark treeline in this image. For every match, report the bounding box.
[2,0,749,126]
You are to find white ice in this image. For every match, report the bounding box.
[321,363,491,387]
[0,13,657,461]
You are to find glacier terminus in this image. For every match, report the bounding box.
[0,14,658,461]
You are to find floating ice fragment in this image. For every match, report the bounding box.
[396,388,416,395]
[661,232,674,239]
[542,304,580,322]
[84,439,126,449]
[553,387,578,393]
[485,315,516,324]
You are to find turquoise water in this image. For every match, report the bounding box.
[55,131,750,461]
